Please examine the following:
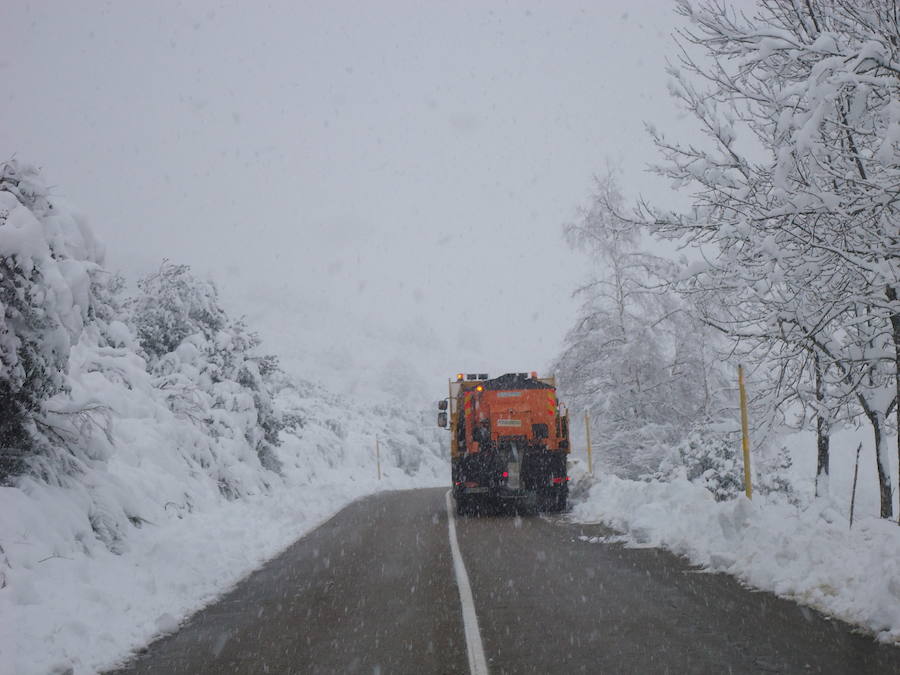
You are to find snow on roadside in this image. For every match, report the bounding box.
[570,475,900,644]
[1,327,446,675]
[3,458,442,675]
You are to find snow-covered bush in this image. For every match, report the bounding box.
[755,445,795,502]
[130,263,226,360]
[655,427,744,501]
[655,424,796,503]
[129,264,285,482]
[0,160,105,482]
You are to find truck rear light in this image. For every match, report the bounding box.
[551,477,569,485]
[501,471,509,478]
[454,481,462,486]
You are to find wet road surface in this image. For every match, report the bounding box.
[109,487,900,674]
[458,503,900,674]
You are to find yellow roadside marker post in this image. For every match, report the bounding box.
[584,412,593,476]
[738,365,752,499]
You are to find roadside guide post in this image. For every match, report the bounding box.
[738,364,752,499]
[375,436,382,481]
[584,412,593,476]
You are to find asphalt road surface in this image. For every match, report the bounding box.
[108,487,900,674]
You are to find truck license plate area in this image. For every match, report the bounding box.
[506,462,521,490]
[464,487,490,494]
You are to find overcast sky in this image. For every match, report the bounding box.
[4,0,711,394]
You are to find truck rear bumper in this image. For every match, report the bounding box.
[456,485,565,499]
[459,486,491,494]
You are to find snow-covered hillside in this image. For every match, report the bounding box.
[0,161,447,675]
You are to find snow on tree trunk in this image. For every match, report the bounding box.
[860,401,894,520]
[889,292,900,523]
[873,410,894,520]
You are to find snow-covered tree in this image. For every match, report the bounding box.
[556,171,730,477]
[627,0,900,518]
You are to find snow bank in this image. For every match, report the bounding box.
[571,475,900,644]
[2,476,440,675]
[0,320,445,675]
[1,376,444,675]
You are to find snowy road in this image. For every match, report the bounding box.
[109,488,900,674]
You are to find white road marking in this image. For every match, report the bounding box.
[445,490,489,675]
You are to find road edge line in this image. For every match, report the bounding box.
[445,490,489,675]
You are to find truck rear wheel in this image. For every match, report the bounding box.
[540,487,567,513]
[455,495,468,516]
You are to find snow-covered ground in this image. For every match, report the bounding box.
[570,470,900,645]
[2,390,444,675]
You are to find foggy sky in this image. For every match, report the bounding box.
[3,1,702,394]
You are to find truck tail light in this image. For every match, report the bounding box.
[501,471,509,478]
[551,477,569,485]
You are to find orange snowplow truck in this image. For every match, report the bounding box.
[437,372,570,514]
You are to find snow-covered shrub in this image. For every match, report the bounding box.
[655,424,796,504]
[129,264,285,482]
[0,160,105,481]
[755,444,796,503]
[655,426,743,501]
[130,263,226,360]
